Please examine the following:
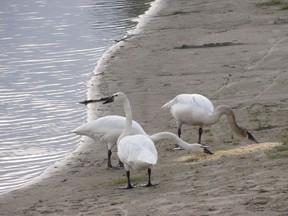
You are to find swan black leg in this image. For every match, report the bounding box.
[107,150,112,169]
[121,170,134,189]
[107,150,124,170]
[118,159,124,168]
[198,127,203,143]
[141,168,157,187]
[174,128,181,150]
[177,128,181,138]
[147,168,153,187]
[173,128,182,149]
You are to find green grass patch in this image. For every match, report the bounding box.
[281,4,288,9]
[265,151,288,159]
[108,175,147,186]
[280,130,288,145]
[256,0,288,10]
[256,0,282,6]
[274,18,288,24]
[265,141,288,159]
[265,130,288,159]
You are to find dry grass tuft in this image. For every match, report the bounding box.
[178,142,282,162]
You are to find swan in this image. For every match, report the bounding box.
[71,115,148,169]
[100,92,213,189]
[162,94,258,144]
[102,92,158,189]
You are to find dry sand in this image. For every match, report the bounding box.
[1,0,288,215]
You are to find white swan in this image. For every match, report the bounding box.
[162,94,258,144]
[101,92,213,189]
[103,92,158,189]
[71,115,148,169]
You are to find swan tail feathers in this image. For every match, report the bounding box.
[162,98,176,110]
[71,126,83,134]
[71,124,93,137]
[133,160,157,170]
[134,153,157,170]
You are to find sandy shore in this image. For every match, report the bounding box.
[1,0,288,215]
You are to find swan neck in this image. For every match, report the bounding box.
[118,96,133,143]
[214,105,243,134]
[149,132,199,151]
[149,132,178,143]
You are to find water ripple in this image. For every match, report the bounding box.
[0,0,152,194]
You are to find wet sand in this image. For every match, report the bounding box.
[1,0,288,215]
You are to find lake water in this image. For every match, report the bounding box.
[0,0,151,194]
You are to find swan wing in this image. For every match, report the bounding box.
[162,94,214,112]
[72,115,121,133]
[174,95,215,123]
[174,94,214,112]
[72,115,147,138]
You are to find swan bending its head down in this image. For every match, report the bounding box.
[162,94,258,144]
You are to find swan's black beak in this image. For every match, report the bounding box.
[79,96,110,105]
[103,95,115,104]
[202,146,214,155]
[247,131,258,143]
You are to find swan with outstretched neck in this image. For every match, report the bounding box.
[162,93,258,144]
[88,92,213,189]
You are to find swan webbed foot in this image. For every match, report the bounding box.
[106,165,113,170]
[119,184,135,189]
[173,145,184,150]
[118,160,124,167]
[107,166,123,170]
[119,170,134,189]
[107,160,124,170]
[141,168,157,187]
[106,158,124,170]
[140,182,158,187]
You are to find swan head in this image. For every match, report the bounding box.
[186,144,214,155]
[79,92,127,105]
[246,130,258,143]
[237,126,258,144]
[103,92,126,104]
[202,146,214,155]
[79,97,111,105]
